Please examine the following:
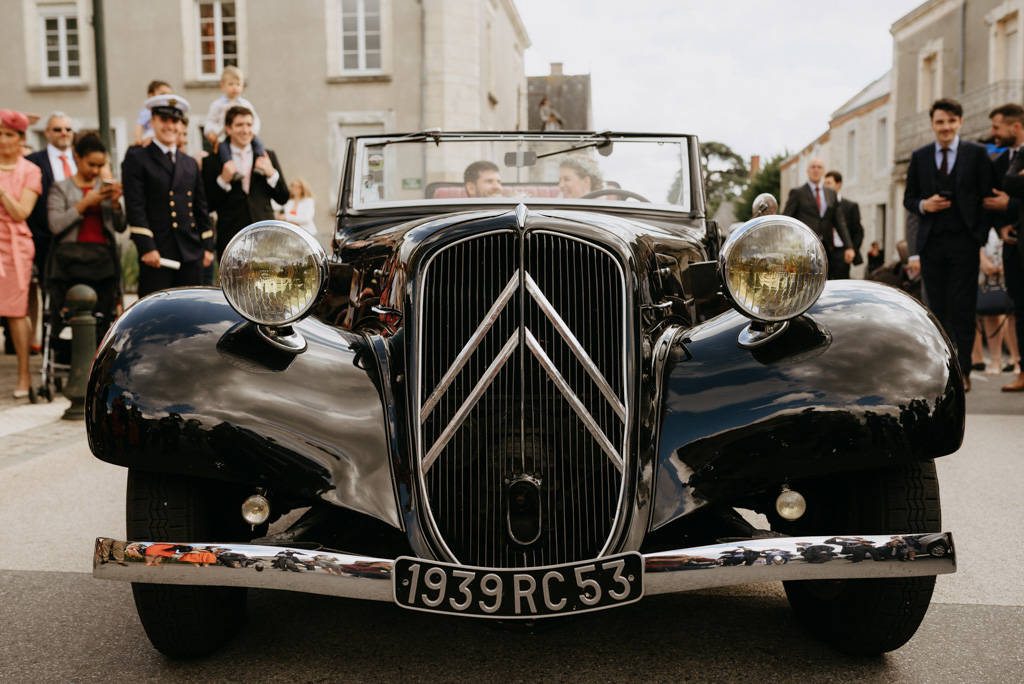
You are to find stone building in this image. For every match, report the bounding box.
[527,62,593,130]
[890,0,1024,244]
[3,0,531,242]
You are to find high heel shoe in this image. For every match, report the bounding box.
[13,389,29,399]
[986,363,1003,375]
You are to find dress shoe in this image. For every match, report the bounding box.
[963,376,971,393]
[1002,373,1024,392]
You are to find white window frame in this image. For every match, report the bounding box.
[38,3,82,85]
[338,0,382,75]
[875,114,889,175]
[917,39,943,112]
[846,129,857,182]
[988,1,1024,83]
[194,0,238,81]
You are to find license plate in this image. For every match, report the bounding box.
[393,552,644,619]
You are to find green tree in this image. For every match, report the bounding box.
[669,141,748,217]
[734,153,785,223]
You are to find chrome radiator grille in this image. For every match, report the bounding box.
[417,230,629,568]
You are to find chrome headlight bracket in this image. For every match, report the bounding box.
[737,320,789,349]
[256,324,307,354]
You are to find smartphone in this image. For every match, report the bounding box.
[938,190,953,199]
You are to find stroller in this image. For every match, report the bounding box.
[30,240,121,404]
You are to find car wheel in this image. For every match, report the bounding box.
[926,540,949,557]
[127,469,260,658]
[781,460,941,655]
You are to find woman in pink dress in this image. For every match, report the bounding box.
[0,110,42,398]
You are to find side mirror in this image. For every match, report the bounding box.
[752,193,778,218]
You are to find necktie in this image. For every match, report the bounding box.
[59,154,72,180]
[940,147,949,178]
[241,149,251,193]
[166,150,175,166]
[814,185,823,216]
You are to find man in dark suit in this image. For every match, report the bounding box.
[987,103,1024,391]
[122,95,214,297]
[782,157,854,279]
[823,170,864,279]
[202,106,288,258]
[903,98,994,391]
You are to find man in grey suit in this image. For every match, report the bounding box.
[782,157,854,279]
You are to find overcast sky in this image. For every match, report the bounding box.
[513,0,922,163]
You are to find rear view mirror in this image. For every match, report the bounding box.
[504,151,538,168]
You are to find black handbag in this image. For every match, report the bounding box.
[52,242,117,283]
[976,280,1013,316]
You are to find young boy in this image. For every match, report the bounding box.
[204,66,265,177]
[134,80,172,146]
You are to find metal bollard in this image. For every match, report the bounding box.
[62,284,98,421]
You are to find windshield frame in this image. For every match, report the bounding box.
[341,131,704,217]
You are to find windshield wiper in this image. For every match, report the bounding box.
[536,130,615,159]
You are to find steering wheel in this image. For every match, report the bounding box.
[579,188,651,202]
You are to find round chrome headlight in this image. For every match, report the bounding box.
[220,220,328,326]
[718,215,827,322]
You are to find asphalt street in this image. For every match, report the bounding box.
[1,343,1023,683]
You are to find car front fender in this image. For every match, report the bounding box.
[86,288,402,529]
[652,281,964,530]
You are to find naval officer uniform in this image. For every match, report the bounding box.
[122,94,214,297]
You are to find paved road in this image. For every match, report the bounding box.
[1,350,1023,683]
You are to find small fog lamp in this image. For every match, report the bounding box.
[241,494,271,526]
[775,487,806,521]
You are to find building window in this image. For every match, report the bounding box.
[876,116,888,173]
[340,0,381,73]
[39,4,81,83]
[917,39,943,112]
[994,11,1022,81]
[847,130,857,181]
[196,1,237,79]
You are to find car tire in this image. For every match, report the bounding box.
[127,469,257,658]
[926,540,949,558]
[781,460,941,655]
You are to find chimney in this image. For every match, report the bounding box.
[749,155,761,178]
[550,62,563,76]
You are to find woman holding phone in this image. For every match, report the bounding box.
[46,132,125,343]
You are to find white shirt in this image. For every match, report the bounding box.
[806,181,826,218]
[934,135,960,171]
[150,138,178,163]
[46,143,76,181]
[216,142,280,192]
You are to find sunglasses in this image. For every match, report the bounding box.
[50,127,73,132]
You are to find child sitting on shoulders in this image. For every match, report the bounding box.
[134,80,172,146]
[204,65,266,176]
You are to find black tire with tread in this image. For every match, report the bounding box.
[127,470,255,658]
[782,460,941,655]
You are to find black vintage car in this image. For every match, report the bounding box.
[88,131,961,658]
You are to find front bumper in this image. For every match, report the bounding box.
[93,533,955,608]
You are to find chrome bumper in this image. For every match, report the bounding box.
[93,533,955,605]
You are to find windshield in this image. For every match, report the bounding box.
[349,133,694,213]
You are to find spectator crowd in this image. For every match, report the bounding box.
[1,67,317,398]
